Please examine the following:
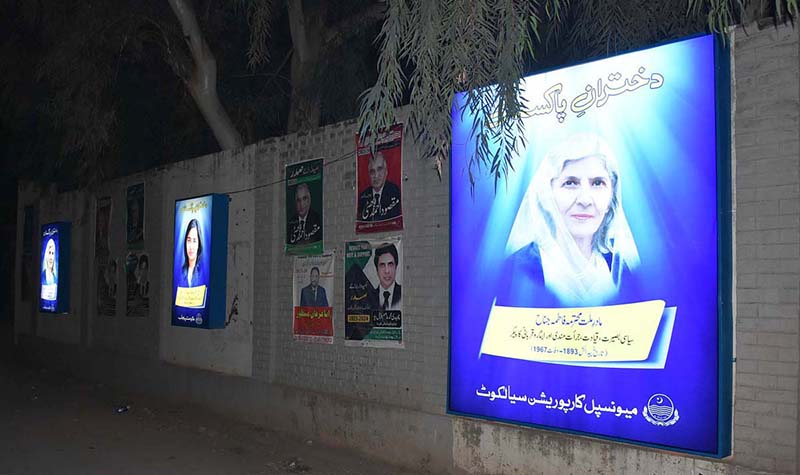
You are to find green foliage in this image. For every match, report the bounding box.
[359,0,559,187]
[358,0,795,189]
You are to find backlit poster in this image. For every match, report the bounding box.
[293,253,334,344]
[172,194,229,329]
[40,222,71,313]
[344,238,403,348]
[449,35,731,456]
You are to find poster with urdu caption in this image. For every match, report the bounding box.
[355,125,403,233]
[344,238,403,348]
[293,253,334,344]
[286,158,323,255]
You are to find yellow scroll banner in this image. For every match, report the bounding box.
[175,285,208,308]
[481,300,665,363]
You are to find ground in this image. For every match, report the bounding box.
[0,321,421,475]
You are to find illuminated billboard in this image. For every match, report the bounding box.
[449,35,731,456]
[172,194,229,329]
[40,222,71,313]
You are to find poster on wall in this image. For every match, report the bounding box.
[40,222,71,313]
[355,125,403,233]
[286,158,323,255]
[292,253,334,344]
[95,197,111,256]
[97,258,117,317]
[344,238,403,348]
[125,252,149,317]
[448,35,730,456]
[126,183,144,248]
[172,194,229,329]
[21,206,34,302]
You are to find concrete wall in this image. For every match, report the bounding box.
[13,23,800,475]
[731,23,800,474]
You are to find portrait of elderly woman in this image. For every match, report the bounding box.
[41,238,58,286]
[179,219,204,288]
[499,133,640,307]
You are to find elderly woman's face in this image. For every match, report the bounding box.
[45,239,56,270]
[551,155,613,243]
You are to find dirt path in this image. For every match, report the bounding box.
[0,347,423,475]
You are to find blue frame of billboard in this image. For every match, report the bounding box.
[171,193,229,329]
[446,33,733,458]
[39,221,71,314]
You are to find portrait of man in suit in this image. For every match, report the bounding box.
[372,243,401,311]
[357,152,402,222]
[287,182,322,245]
[300,266,329,307]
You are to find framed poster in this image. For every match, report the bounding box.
[448,34,731,456]
[171,194,229,329]
[40,222,71,313]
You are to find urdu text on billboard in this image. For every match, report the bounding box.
[448,34,731,456]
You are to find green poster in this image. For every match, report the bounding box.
[344,238,403,348]
[285,158,324,255]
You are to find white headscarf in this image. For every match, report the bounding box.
[506,133,639,306]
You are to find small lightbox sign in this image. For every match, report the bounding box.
[448,34,731,457]
[171,194,229,329]
[40,222,71,313]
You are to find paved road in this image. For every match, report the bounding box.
[0,331,421,474]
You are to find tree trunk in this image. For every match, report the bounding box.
[286,0,325,133]
[168,0,243,150]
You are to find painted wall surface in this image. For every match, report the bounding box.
[158,149,255,377]
[13,24,800,475]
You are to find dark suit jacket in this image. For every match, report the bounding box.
[287,209,322,245]
[357,181,402,222]
[300,284,329,307]
[372,282,402,310]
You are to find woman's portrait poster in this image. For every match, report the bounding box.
[39,225,60,312]
[126,183,145,248]
[449,35,727,455]
[172,196,213,326]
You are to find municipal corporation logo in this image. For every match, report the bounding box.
[643,393,679,427]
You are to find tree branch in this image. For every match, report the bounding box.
[167,0,243,150]
[323,1,386,49]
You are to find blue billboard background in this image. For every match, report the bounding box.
[40,225,60,312]
[172,196,213,327]
[449,35,727,455]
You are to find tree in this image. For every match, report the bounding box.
[0,0,383,185]
[357,0,797,185]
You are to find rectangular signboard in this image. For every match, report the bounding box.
[344,238,404,348]
[172,194,229,329]
[40,222,71,313]
[293,253,335,344]
[286,158,324,255]
[449,34,731,456]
